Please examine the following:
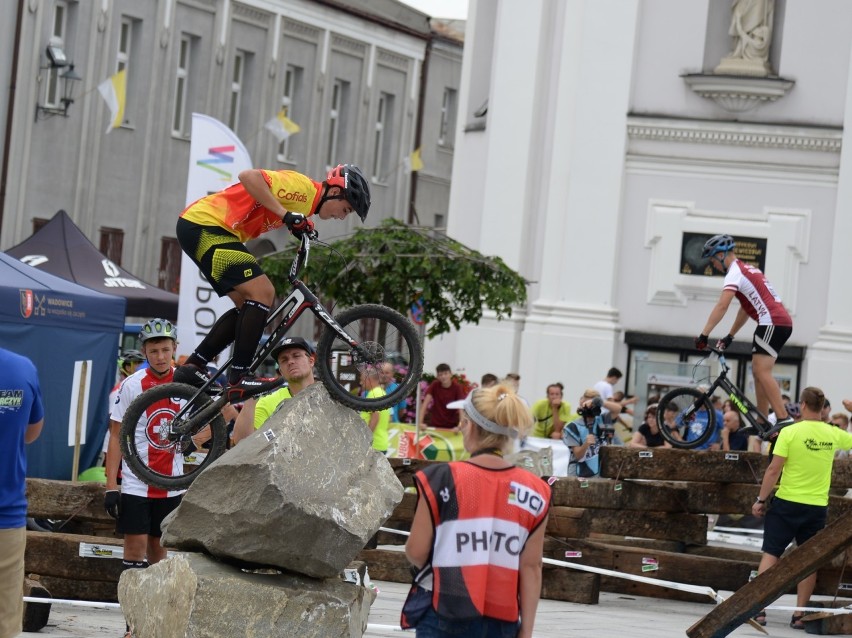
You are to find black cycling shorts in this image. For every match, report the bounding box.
[761,496,826,558]
[752,325,792,358]
[176,218,266,297]
[117,494,182,537]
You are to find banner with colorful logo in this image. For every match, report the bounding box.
[176,114,253,357]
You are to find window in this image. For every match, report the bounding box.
[99,227,124,266]
[228,51,244,132]
[117,18,131,75]
[439,88,457,147]
[172,35,192,135]
[45,2,68,108]
[372,92,395,182]
[326,79,349,168]
[159,238,181,293]
[277,65,301,162]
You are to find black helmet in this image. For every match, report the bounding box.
[701,234,735,259]
[138,318,177,344]
[121,349,145,364]
[326,164,371,221]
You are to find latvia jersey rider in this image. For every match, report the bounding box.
[413,462,551,622]
[110,366,184,499]
[723,259,792,328]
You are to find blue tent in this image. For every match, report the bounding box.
[0,252,126,479]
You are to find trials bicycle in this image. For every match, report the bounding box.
[119,229,424,490]
[656,347,789,449]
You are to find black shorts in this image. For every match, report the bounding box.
[752,325,792,358]
[176,217,266,297]
[117,494,182,537]
[762,496,827,557]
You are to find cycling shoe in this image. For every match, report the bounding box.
[173,364,210,388]
[226,374,285,403]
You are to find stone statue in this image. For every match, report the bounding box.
[715,0,775,77]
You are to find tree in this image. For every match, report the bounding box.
[261,218,528,338]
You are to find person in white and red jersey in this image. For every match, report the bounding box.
[105,319,204,638]
[405,384,551,638]
[696,234,794,437]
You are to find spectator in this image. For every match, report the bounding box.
[613,390,637,442]
[661,403,684,444]
[480,373,499,388]
[405,385,550,638]
[821,398,832,423]
[687,390,724,451]
[562,389,621,477]
[720,411,750,451]
[530,382,573,440]
[419,363,465,429]
[751,387,852,629]
[0,348,44,638]
[594,367,623,419]
[102,349,146,466]
[629,404,671,448]
[831,413,850,460]
[380,362,406,423]
[360,367,391,454]
[106,319,199,638]
[231,337,316,444]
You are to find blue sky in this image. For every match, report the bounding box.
[398,0,469,20]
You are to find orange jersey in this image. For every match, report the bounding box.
[180,170,322,242]
[414,462,551,622]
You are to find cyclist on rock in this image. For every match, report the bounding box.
[174,164,371,402]
[695,234,794,435]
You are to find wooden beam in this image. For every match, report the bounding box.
[22,577,51,632]
[548,507,708,545]
[687,509,852,638]
[25,531,123,582]
[356,547,601,604]
[26,478,109,522]
[549,478,689,511]
[30,575,117,603]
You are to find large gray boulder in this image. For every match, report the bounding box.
[119,553,374,638]
[161,383,403,578]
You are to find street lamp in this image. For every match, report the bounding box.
[35,42,83,121]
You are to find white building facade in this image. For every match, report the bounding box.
[440,0,852,410]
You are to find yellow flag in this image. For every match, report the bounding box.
[409,147,424,172]
[265,110,301,142]
[97,69,126,133]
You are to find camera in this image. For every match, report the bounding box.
[577,396,603,418]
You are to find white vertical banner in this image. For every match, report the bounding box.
[176,113,254,357]
[68,360,92,445]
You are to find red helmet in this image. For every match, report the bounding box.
[325,164,371,221]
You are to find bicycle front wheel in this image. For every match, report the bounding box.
[657,387,716,449]
[119,383,228,491]
[317,304,424,412]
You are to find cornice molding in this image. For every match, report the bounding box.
[627,118,842,153]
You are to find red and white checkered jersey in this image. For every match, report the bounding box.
[723,259,792,327]
[110,367,185,498]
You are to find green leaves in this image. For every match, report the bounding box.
[260,219,529,339]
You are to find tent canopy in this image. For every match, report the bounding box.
[6,210,179,319]
[0,252,125,479]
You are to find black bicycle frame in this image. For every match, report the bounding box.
[701,353,767,430]
[170,233,360,428]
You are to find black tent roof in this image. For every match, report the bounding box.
[5,210,179,320]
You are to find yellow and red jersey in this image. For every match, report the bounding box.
[413,462,551,622]
[180,170,322,242]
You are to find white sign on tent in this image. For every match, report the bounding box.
[176,114,253,358]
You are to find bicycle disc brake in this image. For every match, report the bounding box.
[351,341,385,369]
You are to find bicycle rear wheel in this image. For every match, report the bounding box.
[317,304,424,412]
[119,383,228,491]
[657,387,716,449]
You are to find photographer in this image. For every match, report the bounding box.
[562,389,622,478]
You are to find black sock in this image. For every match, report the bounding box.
[188,307,239,366]
[228,300,270,384]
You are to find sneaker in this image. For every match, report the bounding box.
[226,374,285,403]
[790,613,805,630]
[762,416,795,440]
[173,364,210,388]
[752,609,767,626]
